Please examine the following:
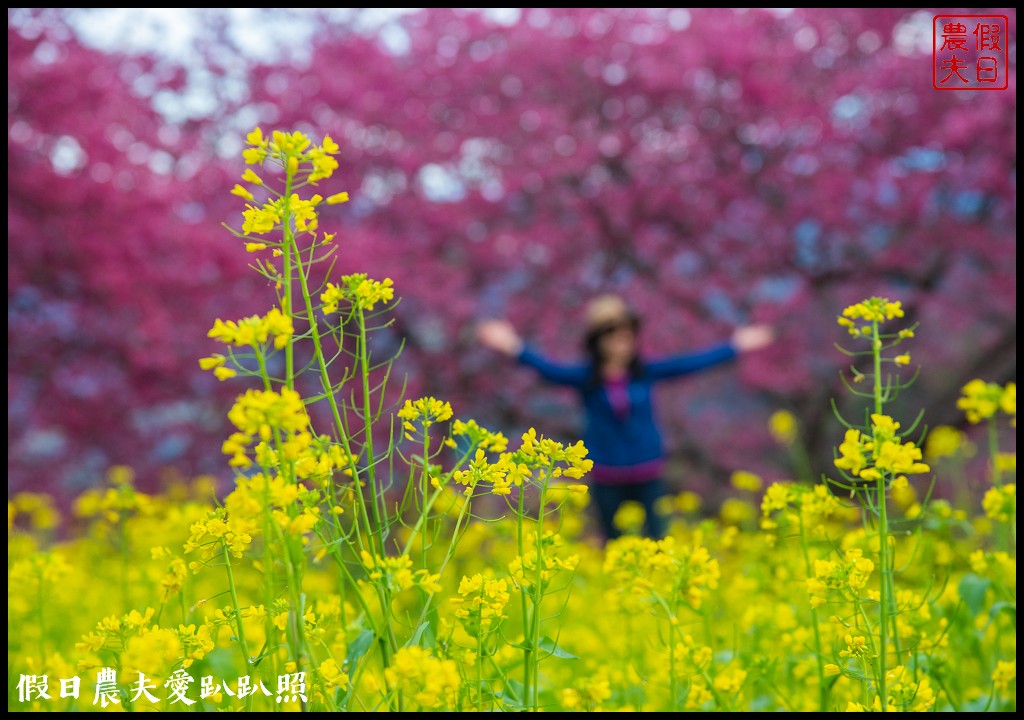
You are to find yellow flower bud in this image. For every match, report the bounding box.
[230,184,255,201]
[242,169,263,185]
[199,355,225,370]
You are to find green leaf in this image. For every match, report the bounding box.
[345,629,375,673]
[407,621,436,649]
[203,647,242,678]
[538,636,577,659]
[505,678,525,702]
[988,601,1016,625]
[958,573,991,618]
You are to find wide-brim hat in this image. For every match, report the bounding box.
[584,294,638,335]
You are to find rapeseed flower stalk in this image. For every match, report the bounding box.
[958,379,1016,489]
[957,380,1016,552]
[925,425,972,461]
[602,535,725,708]
[992,660,1016,696]
[761,480,847,710]
[922,424,978,516]
[982,484,1015,524]
[214,126,603,711]
[384,646,460,711]
[828,297,932,710]
[217,127,426,706]
[451,573,511,710]
[768,409,816,483]
[958,379,1009,425]
[501,427,592,711]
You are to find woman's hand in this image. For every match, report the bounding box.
[731,324,775,353]
[477,319,524,357]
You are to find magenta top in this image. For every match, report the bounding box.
[604,375,631,420]
[590,457,666,485]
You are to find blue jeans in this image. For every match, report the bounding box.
[590,478,667,542]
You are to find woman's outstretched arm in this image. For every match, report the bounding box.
[644,324,775,381]
[477,319,588,388]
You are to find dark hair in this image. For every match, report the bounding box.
[583,316,644,388]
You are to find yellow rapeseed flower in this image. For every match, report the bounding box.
[957,379,1006,424]
[730,470,763,492]
[321,274,395,314]
[992,659,1016,693]
[768,409,798,446]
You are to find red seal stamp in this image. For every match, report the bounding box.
[933,15,1009,90]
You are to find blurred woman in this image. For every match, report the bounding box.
[477,294,773,542]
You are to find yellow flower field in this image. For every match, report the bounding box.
[8,128,1016,712]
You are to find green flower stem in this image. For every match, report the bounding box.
[516,486,531,710]
[288,234,376,558]
[981,416,1011,552]
[286,229,401,688]
[477,639,485,712]
[666,609,678,709]
[258,472,278,694]
[798,515,828,712]
[356,306,387,553]
[314,528,375,620]
[403,484,475,640]
[312,537,396,711]
[851,597,880,695]
[987,417,1002,486]
[36,581,46,660]
[253,344,278,671]
[421,433,431,570]
[932,674,963,712]
[263,414,315,677]
[529,479,548,712]
[222,541,252,671]
[252,390,297,697]
[275,525,314,699]
[876,483,891,706]
[280,164,394,696]
[119,517,131,611]
[871,319,890,711]
[654,592,730,711]
[400,446,474,558]
[669,643,679,709]
[282,166,295,391]
[789,437,815,484]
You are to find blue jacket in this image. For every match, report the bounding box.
[516,342,737,468]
